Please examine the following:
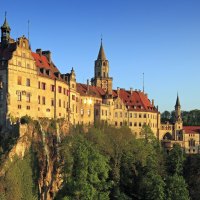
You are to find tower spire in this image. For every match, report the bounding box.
[97,38,106,60]
[175,93,181,107]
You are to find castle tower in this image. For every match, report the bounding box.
[174,94,183,140]
[175,94,182,123]
[1,13,11,47]
[91,39,113,95]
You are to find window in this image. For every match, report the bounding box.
[18,76,22,85]
[38,82,40,89]
[102,110,104,116]
[18,105,21,109]
[72,95,75,100]
[51,85,55,92]
[120,122,123,126]
[59,99,61,107]
[26,78,30,87]
[129,122,132,126]
[81,109,84,116]
[26,93,31,102]
[63,101,65,108]
[42,96,45,105]
[41,82,46,90]
[72,84,75,88]
[58,86,62,93]
[63,88,66,95]
[144,114,147,118]
[139,114,142,118]
[139,122,142,127]
[0,91,3,101]
[17,92,22,101]
[134,122,137,127]
[130,113,132,118]
[38,96,40,104]
[134,113,137,118]
[189,139,195,147]
[115,121,118,126]
[115,112,118,118]
[51,99,54,106]
[88,109,91,116]
[120,112,122,117]
[26,106,30,110]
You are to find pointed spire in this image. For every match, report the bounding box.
[97,38,106,60]
[1,12,10,30]
[175,93,181,107]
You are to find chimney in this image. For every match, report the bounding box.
[130,87,133,95]
[42,50,51,63]
[36,49,42,56]
[87,79,90,92]
[152,99,154,107]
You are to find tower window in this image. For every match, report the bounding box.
[98,72,100,76]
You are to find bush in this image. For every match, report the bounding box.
[20,115,32,124]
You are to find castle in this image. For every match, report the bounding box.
[0,16,199,154]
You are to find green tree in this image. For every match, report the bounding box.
[57,135,110,199]
[166,175,190,200]
[140,172,165,200]
[167,143,185,175]
[1,152,38,200]
[184,155,200,200]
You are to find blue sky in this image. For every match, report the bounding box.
[1,0,200,112]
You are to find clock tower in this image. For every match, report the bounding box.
[91,39,113,95]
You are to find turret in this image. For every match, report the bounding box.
[1,13,11,47]
[175,94,182,122]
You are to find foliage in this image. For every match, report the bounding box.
[166,143,185,175]
[161,109,200,126]
[184,155,200,200]
[166,175,190,200]
[0,152,38,200]
[56,134,111,199]
[20,115,32,124]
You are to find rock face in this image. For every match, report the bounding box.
[0,119,70,200]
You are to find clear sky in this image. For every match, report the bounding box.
[1,0,200,112]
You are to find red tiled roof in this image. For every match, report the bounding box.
[113,89,157,112]
[76,83,106,98]
[183,126,200,134]
[0,42,17,60]
[31,52,65,81]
